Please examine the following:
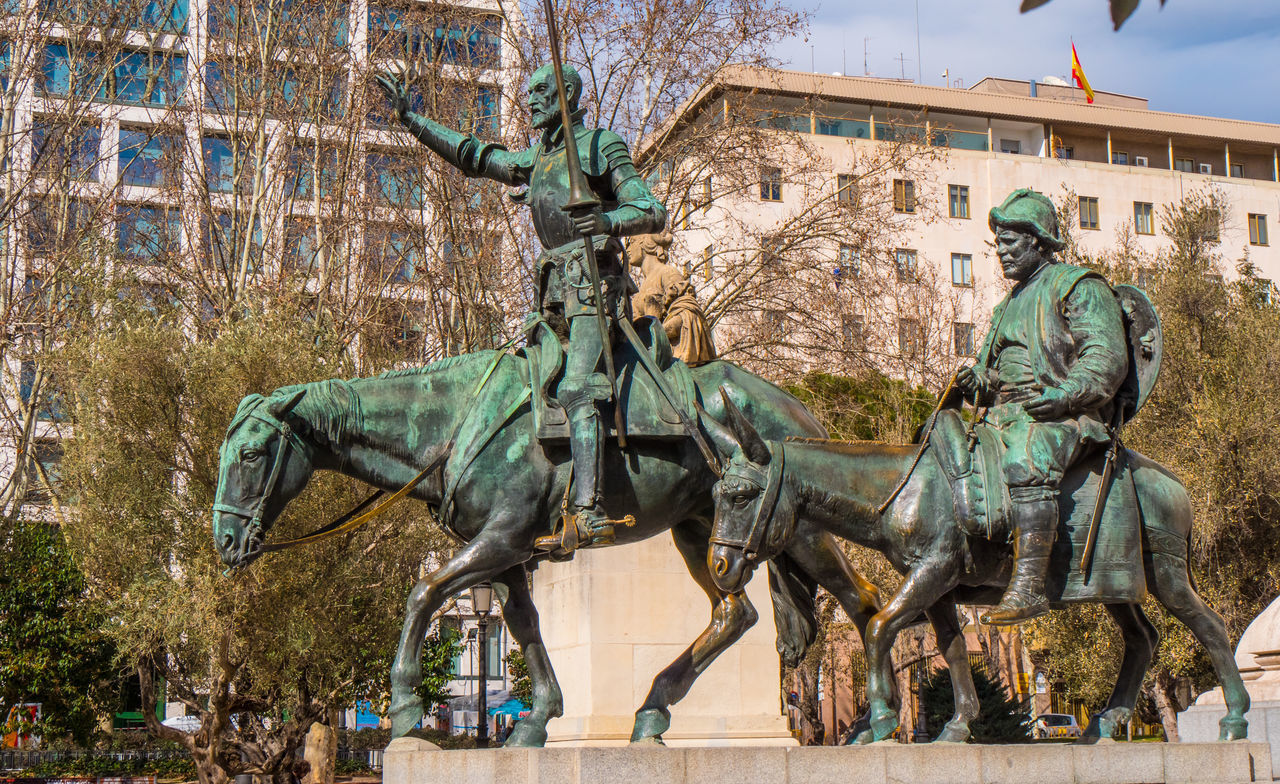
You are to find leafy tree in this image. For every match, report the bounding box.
[0,520,118,745]
[921,667,1031,743]
[58,301,452,784]
[416,632,461,713]
[505,649,533,708]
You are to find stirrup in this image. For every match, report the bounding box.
[533,508,635,557]
[980,592,1049,626]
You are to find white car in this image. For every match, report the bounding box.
[161,715,202,733]
[1034,713,1082,739]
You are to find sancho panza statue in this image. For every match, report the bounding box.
[375,66,666,548]
[956,188,1128,625]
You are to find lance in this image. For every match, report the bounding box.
[540,0,626,448]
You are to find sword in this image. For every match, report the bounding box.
[541,0,626,448]
[1080,407,1126,575]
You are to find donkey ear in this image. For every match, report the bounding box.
[719,387,771,465]
[268,388,307,420]
[698,402,741,463]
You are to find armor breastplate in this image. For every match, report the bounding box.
[528,127,620,251]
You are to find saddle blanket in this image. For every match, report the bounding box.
[521,316,698,442]
[928,409,1146,604]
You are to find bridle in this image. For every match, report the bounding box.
[214,409,308,548]
[709,441,786,562]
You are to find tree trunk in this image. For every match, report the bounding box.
[796,663,825,745]
[1150,671,1182,742]
[302,717,336,784]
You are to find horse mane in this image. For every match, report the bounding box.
[377,351,495,379]
[271,379,364,450]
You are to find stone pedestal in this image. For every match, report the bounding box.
[384,736,1273,784]
[531,535,794,746]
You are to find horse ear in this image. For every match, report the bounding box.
[698,402,741,463]
[268,388,307,420]
[719,387,771,465]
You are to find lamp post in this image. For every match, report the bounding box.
[470,582,493,748]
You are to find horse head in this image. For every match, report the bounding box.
[705,389,797,594]
[213,387,315,570]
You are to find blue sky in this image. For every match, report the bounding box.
[774,0,1280,124]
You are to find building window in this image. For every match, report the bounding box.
[759,166,782,201]
[1055,146,1074,160]
[841,314,863,351]
[701,175,712,212]
[762,309,785,338]
[363,224,422,283]
[953,322,975,357]
[204,212,263,274]
[898,318,922,356]
[948,185,969,219]
[1111,150,1129,165]
[951,253,973,287]
[32,119,100,181]
[1133,202,1155,235]
[701,245,714,282]
[1230,163,1244,178]
[1250,214,1269,246]
[761,236,783,268]
[111,50,186,106]
[894,248,917,282]
[202,136,241,193]
[1079,196,1100,230]
[893,179,916,214]
[19,362,65,422]
[1175,157,1194,172]
[999,139,1021,155]
[119,129,176,188]
[117,204,180,264]
[836,173,856,205]
[835,244,860,286]
[24,439,64,504]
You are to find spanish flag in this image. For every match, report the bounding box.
[1071,42,1095,104]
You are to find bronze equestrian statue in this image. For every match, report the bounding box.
[213,55,890,746]
[704,190,1249,745]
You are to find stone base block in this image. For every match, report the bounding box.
[383,737,1273,784]
[1181,699,1280,772]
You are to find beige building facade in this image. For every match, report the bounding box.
[662,67,1280,369]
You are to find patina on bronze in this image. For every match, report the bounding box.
[704,190,1249,746]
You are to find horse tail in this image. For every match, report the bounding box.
[767,553,820,669]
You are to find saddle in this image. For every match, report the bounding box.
[520,316,698,442]
[926,408,1147,604]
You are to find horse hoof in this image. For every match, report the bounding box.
[1219,717,1249,741]
[933,722,971,744]
[630,708,672,744]
[389,701,424,739]
[504,721,549,748]
[630,735,666,746]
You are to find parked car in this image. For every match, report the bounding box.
[1033,713,1082,739]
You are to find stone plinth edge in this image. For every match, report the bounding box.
[382,741,1273,784]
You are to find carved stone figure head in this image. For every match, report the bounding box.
[626,231,673,268]
[527,64,582,131]
[989,188,1065,282]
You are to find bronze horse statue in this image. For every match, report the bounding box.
[211,349,888,746]
[704,396,1250,745]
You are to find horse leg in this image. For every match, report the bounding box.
[389,532,526,739]
[925,599,979,743]
[1150,552,1251,740]
[862,558,959,743]
[781,532,890,744]
[1078,603,1158,743]
[491,564,563,748]
[630,520,759,745]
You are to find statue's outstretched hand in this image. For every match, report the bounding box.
[374,72,410,119]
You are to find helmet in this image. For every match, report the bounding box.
[989,188,1065,252]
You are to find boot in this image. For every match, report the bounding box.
[981,497,1057,626]
[567,402,613,547]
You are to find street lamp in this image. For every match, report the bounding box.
[469,582,493,748]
